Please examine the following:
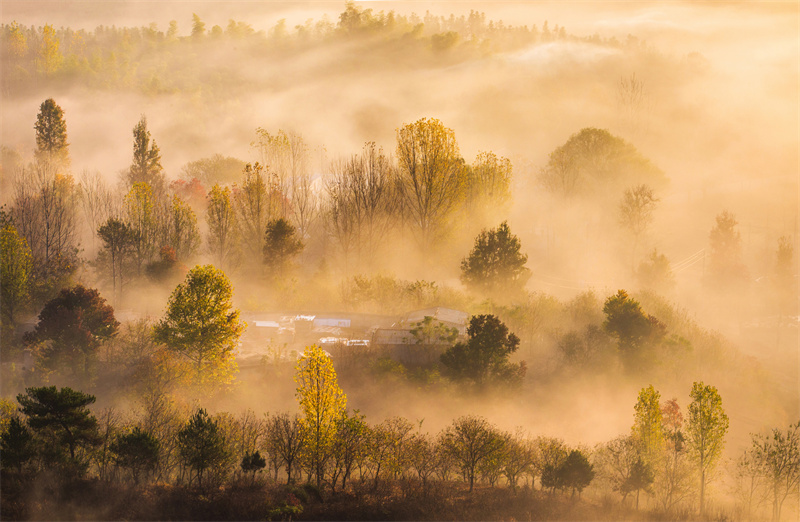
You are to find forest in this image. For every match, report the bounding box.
[0,2,798,521]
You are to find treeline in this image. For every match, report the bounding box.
[1,2,643,96]
[1,345,796,520]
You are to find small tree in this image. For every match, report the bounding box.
[557,449,595,498]
[96,218,137,305]
[632,385,664,464]
[750,421,800,522]
[264,412,304,484]
[26,285,119,383]
[154,265,245,388]
[110,427,160,485]
[708,210,747,286]
[619,184,658,270]
[623,457,655,508]
[177,408,229,488]
[686,381,729,515]
[295,344,347,487]
[440,314,525,388]
[128,116,164,191]
[17,386,100,464]
[34,98,69,165]
[1,223,32,329]
[263,217,303,273]
[240,450,266,485]
[602,290,664,373]
[441,415,505,492]
[460,221,530,295]
[0,416,36,475]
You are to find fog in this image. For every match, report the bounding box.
[0,1,797,518]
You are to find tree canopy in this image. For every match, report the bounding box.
[440,314,525,388]
[153,264,245,388]
[460,221,530,295]
[34,98,69,165]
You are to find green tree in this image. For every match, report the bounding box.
[396,117,466,248]
[16,386,100,463]
[440,314,525,388]
[632,384,664,464]
[602,290,664,372]
[263,217,303,273]
[177,408,229,487]
[110,427,160,485]
[686,381,729,515]
[460,221,530,295]
[623,457,655,509]
[240,450,266,484]
[0,416,36,475]
[557,449,595,497]
[750,422,800,522]
[441,415,505,492]
[26,285,119,383]
[154,265,245,388]
[1,223,32,329]
[34,98,69,165]
[128,116,165,191]
[295,344,347,487]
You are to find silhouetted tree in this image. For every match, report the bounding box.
[26,285,118,383]
[110,427,160,485]
[178,408,228,488]
[34,98,69,165]
[460,221,530,295]
[263,217,303,274]
[440,314,525,388]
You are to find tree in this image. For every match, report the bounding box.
[1,223,32,329]
[96,218,136,305]
[154,265,244,388]
[774,236,797,318]
[26,285,119,383]
[265,412,304,484]
[557,449,595,497]
[708,210,747,286]
[240,450,266,484]
[602,290,664,372]
[34,98,69,165]
[441,415,505,492]
[636,249,675,294]
[538,128,665,198]
[330,410,368,491]
[16,386,100,463]
[295,344,347,487]
[181,154,246,186]
[128,116,165,191]
[657,398,692,513]
[124,182,159,275]
[466,151,512,217]
[11,161,79,302]
[686,381,729,515]
[619,184,658,270]
[0,416,36,475]
[177,408,229,487]
[110,427,160,485]
[191,13,206,39]
[206,184,241,271]
[440,314,525,388]
[623,457,655,508]
[632,385,664,464]
[168,195,201,261]
[396,117,467,248]
[263,217,303,274]
[36,25,63,77]
[750,422,800,522]
[460,221,530,295]
[234,163,280,263]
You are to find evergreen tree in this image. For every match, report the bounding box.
[34,98,69,165]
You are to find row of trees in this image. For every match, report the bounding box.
[4,351,792,519]
[1,4,612,95]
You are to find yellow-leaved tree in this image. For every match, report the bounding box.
[295,344,346,487]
